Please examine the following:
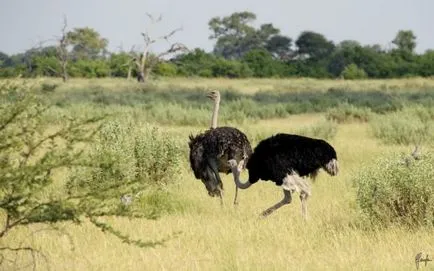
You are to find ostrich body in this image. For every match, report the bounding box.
[188,90,252,204]
[228,133,339,218]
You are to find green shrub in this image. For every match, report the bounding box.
[353,152,434,227]
[341,63,367,79]
[211,58,253,78]
[242,49,284,77]
[69,60,111,78]
[370,106,434,145]
[154,62,178,77]
[68,120,184,216]
[90,120,182,187]
[326,103,373,123]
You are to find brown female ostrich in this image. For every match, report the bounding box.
[228,133,339,219]
[188,90,252,205]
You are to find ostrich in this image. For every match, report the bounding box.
[227,133,339,219]
[188,90,252,205]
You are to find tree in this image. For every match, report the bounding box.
[109,52,133,78]
[418,50,434,77]
[132,13,188,83]
[242,49,284,77]
[392,30,417,53]
[295,31,335,61]
[327,40,362,77]
[265,35,293,60]
[0,80,179,270]
[67,27,108,60]
[172,48,216,77]
[209,11,281,59]
[0,52,9,67]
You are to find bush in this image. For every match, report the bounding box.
[341,63,367,79]
[353,152,434,227]
[326,103,373,123]
[40,82,58,92]
[73,120,183,190]
[69,60,111,78]
[370,106,434,145]
[242,49,284,77]
[211,58,253,78]
[154,62,178,77]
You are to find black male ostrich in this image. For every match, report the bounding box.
[188,90,252,205]
[228,133,339,219]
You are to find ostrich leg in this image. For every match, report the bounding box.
[281,172,311,220]
[300,192,309,220]
[261,189,292,217]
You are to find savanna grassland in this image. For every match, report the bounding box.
[1,77,434,271]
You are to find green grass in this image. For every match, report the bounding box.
[1,77,434,271]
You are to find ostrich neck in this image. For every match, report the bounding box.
[231,166,252,189]
[210,99,220,129]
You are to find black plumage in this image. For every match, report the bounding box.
[229,133,339,218]
[188,126,252,200]
[246,133,338,185]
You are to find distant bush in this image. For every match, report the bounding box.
[340,64,368,79]
[326,103,373,123]
[154,62,178,77]
[242,49,285,77]
[353,152,434,227]
[211,58,253,78]
[370,106,434,145]
[69,60,111,78]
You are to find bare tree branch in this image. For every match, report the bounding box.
[158,27,183,43]
[132,14,188,83]
[156,43,188,59]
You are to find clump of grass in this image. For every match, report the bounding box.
[370,106,434,145]
[296,119,338,140]
[40,82,58,92]
[134,190,198,219]
[326,103,373,123]
[353,151,434,227]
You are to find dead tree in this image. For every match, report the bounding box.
[56,15,69,82]
[133,13,188,83]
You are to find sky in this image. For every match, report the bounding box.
[0,0,433,55]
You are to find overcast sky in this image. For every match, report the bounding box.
[0,0,432,55]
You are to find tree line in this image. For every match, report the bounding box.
[1,11,433,81]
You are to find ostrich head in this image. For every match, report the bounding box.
[206,90,220,102]
[188,134,223,198]
[202,172,223,198]
[323,158,339,176]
